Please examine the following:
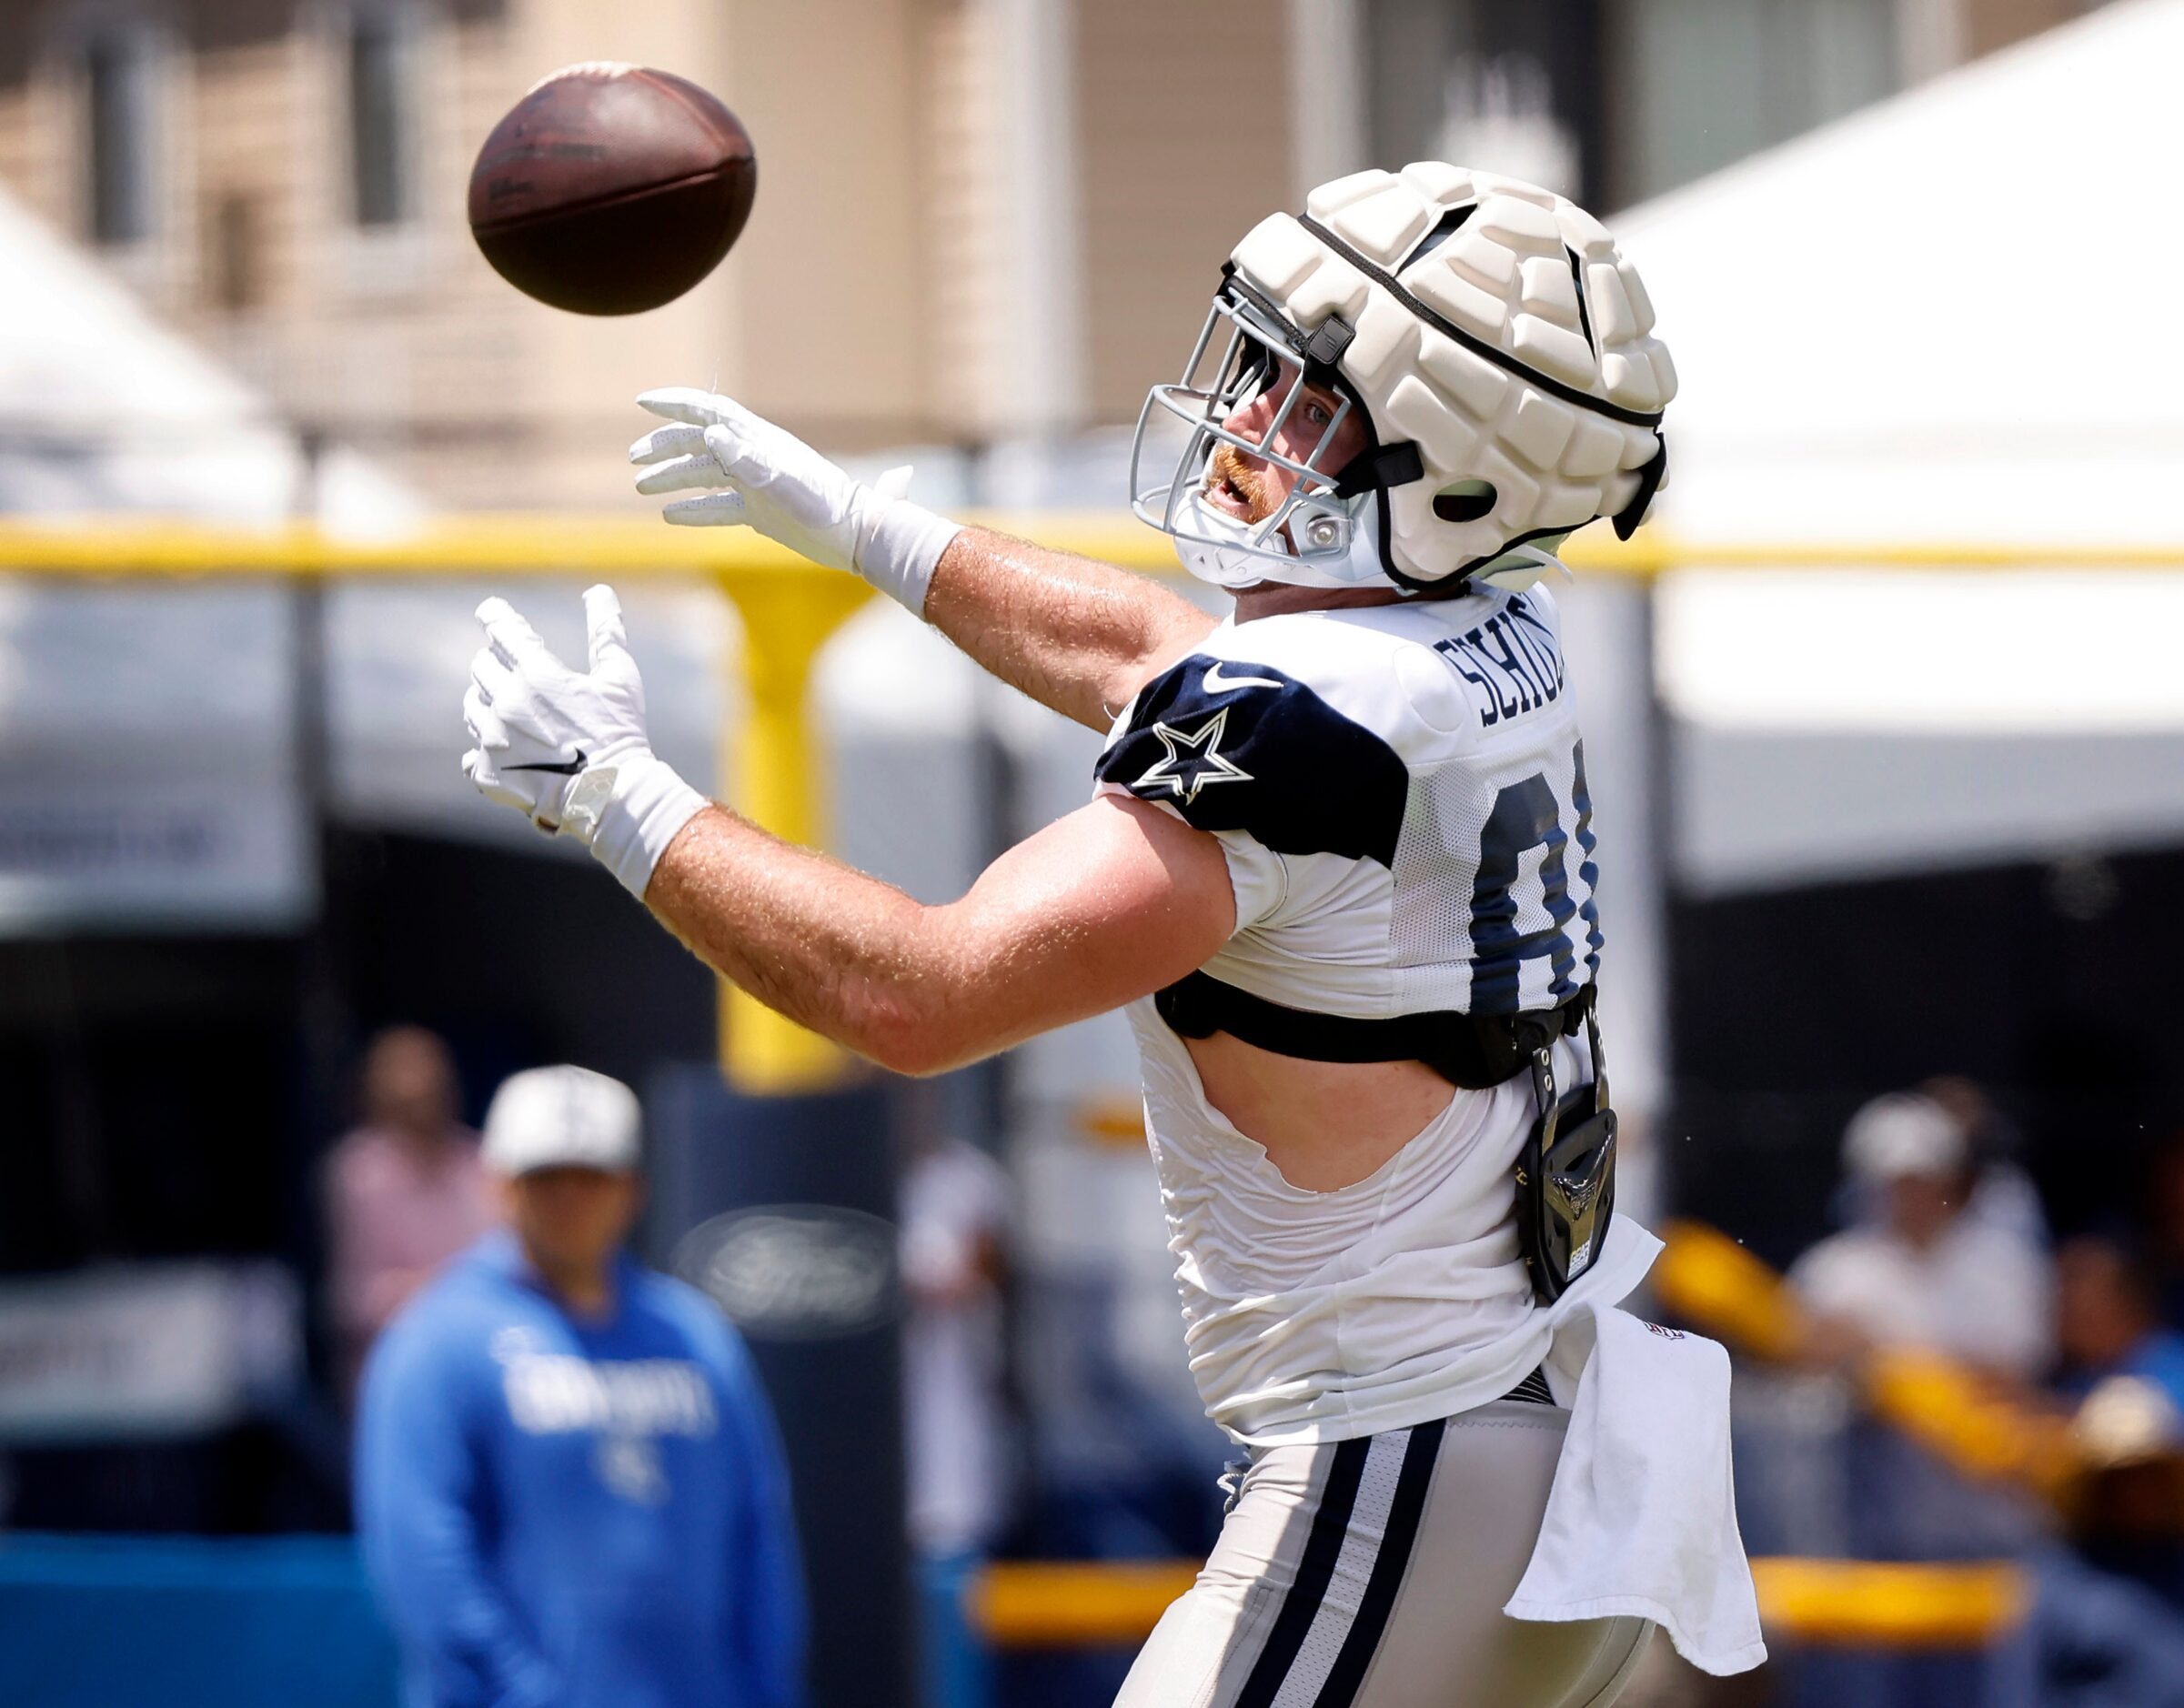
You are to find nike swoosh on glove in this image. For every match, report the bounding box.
[628,386,960,616]
[462,584,710,898]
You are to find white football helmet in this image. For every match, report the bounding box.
[1130,164,1675,595]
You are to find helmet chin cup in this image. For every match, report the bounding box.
[1172,535,1272,590]
[1168,486,1390,593]
[1166,487,1284,590]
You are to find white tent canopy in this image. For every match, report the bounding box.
[1621,0,2184,550]
[0,185,726,929]
[1613,0,2184,890]
[0,182,408,527]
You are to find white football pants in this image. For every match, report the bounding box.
[1113,1400,1652,1708]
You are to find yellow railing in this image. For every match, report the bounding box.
[1655,1221,2083,1501]
[7,516,2184,1090]
[8,517,2184,577]
[0,515,1178,578]
[971,1555,2028,1651]
[0,514,1173,1090]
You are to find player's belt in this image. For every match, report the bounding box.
[1153,972,1593,1090]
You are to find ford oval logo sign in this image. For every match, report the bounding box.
[673,1205,900,1341]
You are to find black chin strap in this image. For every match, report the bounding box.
[1332,441,1424,499]
[1611,435,1669,541]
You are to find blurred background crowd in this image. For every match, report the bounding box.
[2,0,2182,1705]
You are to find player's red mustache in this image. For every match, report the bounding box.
[1206,439,1279,522]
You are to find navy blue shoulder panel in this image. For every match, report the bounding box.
[1095,656,1410,867]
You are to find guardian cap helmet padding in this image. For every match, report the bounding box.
[1131,164,1675,595]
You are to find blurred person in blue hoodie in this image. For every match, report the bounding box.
[356,1065,804,1708]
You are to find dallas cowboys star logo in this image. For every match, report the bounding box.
[1133,708,1253,804]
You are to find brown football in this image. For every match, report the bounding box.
[468,63,756,316]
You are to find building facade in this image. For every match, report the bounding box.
[0,0,2103,509]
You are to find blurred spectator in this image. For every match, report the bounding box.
[2031,1355,2184,1703]
[1791,1091,2053,1379]
[2030,1542,2184,1708]
[323,1026,493,1396]
[901,1131,1014,1560]
[2051,1238,2184,1613]
[2018,1181,2184,1705]
[2056,1236,2184,1409]
[2063,1373,2184,1611]
[1919,1073,2049,1250]
[356,1066,804,1708]
[901,1132,1013,1708]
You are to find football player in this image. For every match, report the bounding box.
[463,166,1761,1704]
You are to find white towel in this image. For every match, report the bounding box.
[1505,1276,1768,1676]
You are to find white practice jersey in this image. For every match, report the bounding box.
[1095,586,1651,1444]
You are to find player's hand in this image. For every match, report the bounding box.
[462,585,711,897]
[463,584,651,839]
[629,387,881,568]
[629,387,959,613]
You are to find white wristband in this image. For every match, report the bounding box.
[855,494,962,618]
[567,749,711,899]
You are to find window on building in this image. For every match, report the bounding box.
[1366,0,1897,212]
[1365,1,1608,208]
[346,8,417,227]
[85,23,158,246]
[1611,0,1898,205]
[206,188,265,313]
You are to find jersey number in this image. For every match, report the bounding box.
[1466,743,1601,1013]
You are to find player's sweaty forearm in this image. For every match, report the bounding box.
[640,791,1232,1076]
[921,527,1217,730]
[644,807,954,1070]
[461,581,1232,1060]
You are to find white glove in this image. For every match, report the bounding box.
[629,387,961,616]
[462,584,710,899]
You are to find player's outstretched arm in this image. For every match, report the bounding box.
[646,791,1232,1073]
[462,585,1233,1070]
[630,387,1214,729]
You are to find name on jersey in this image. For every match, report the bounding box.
[1432,596,1564,728]
[502,1352,719,1439]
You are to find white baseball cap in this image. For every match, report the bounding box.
[1842,1092,1966,1183]
[481,1065,642,1177]
[2074,1373,2184,1469]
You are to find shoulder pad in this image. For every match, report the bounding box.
[1096,654,1410,866]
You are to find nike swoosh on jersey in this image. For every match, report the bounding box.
[1201,660,1283,695]
[507,749,588,775]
